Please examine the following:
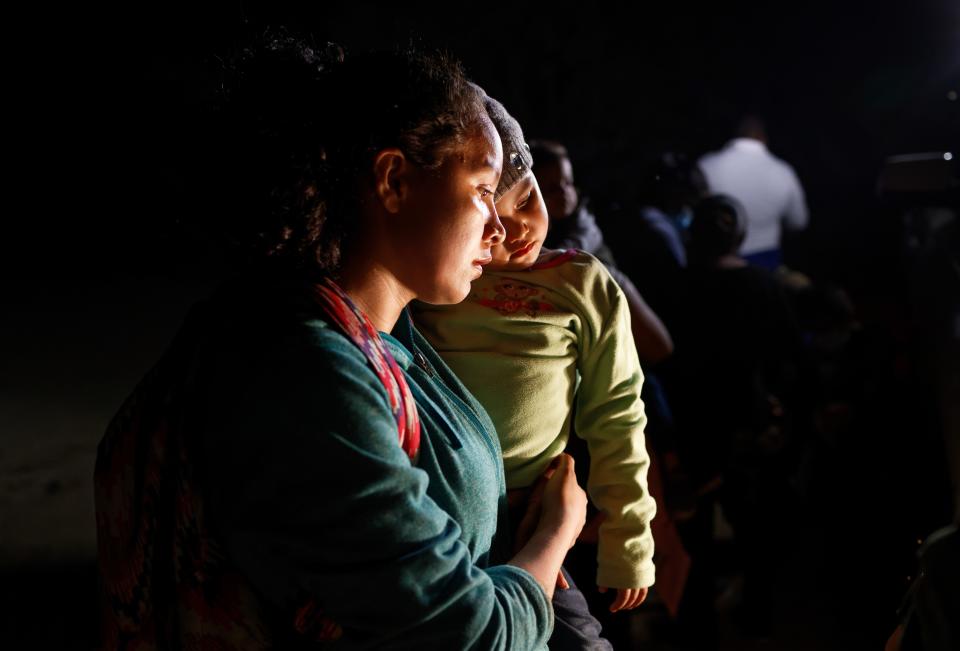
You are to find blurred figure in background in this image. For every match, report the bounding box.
[532,140,617,267]
[698,116,808,271]
[661,194,809,644]
[627,152,709,316]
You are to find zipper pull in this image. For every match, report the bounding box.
[413,350,434,377]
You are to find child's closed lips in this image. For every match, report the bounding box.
[509,240,537,258]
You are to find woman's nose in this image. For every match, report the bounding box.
[487,206,506,245]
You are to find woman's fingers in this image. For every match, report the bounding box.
[541,454,563,479]
[539,454,587,547]
[512,459,559,553]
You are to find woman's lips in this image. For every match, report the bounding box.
[472,255,493,272]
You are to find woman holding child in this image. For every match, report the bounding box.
[95,37,593,650]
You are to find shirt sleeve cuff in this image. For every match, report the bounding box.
[596,560,657,590]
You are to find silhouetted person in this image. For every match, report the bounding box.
[639,152,709,266]
[532,140,618,267]
[628,152,709,316]
[698,116,808,270]
[662,195,807,643]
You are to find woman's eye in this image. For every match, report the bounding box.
[479,187,493,198]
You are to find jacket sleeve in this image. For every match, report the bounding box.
[573,267,658,590]
[200,329,551,650]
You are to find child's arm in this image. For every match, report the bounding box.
[574,266,658,596]
[580,515,649,611]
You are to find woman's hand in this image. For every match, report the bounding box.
[508,454,587,600]
[513,454,587,553]
[533,453,587,549]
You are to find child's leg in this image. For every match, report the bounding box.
[549,567,614,651]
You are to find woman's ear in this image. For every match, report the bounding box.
[372,148,408,214]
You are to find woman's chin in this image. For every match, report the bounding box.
[419,282,471,306]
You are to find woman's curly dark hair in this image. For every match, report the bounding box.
[209,31,486,274]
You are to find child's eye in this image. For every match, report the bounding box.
[516,191,533,210]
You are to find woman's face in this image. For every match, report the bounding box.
[487,172,549,272]
[397,117,505,304]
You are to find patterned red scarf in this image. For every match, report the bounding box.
[95,277,420,649]
[313,277,420,460]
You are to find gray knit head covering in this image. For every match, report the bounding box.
[470,85,533,201]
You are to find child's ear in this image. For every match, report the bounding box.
[372,148,409,214]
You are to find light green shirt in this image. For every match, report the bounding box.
[414,250,656,589]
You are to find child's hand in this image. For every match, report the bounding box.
[598,586,648,612]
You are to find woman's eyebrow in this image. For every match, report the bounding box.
[475,155,500,172]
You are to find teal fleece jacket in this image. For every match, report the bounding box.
[193,279,552,649]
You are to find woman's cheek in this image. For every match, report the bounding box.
[470,204,490,242]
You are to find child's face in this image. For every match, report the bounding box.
[487,172,549,271]
[534,156,578,220]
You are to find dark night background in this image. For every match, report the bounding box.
[2,1,957,649]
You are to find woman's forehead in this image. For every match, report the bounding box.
[461,116,503,171]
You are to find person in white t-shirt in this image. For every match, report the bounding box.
[698,116,808,270]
